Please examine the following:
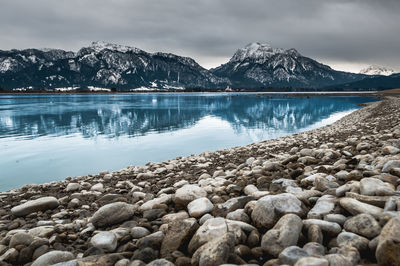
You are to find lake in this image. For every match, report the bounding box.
[0,93,376,191]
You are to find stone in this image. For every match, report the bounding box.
[303,219,341,235]
[91,183,104,192]
[66,183,80,192]
[0,248,18,263]
[359,177,394,196]
[131,227,151,239]
[174,185,207,207]
[383,146,400,155]
[139,195,172,211]
[131,247,158,263]
[161,218,198,259]
[336,232,369,251]
[324,254,353,266]
[356,142,371,151]
[162,211,189,223]
[137,231,164,249]
[308,224,323,244]
[213,196,253,217]
[9,232,34,248]
[343,213,381,238]
[376,216,400,265]
[90,231,117,252]
[31,251,74,266]
[188,217,243,253]
[147,259,175,266]
[11,197,59,217]
[307,195,336,219]
[191,233,235,266]
[91,202,135,228]
[339,198,383,219]
[187,197,214,217]
[324,214,347,226]
[278,246,309,265]
[295,257,329,266]
[303,242,325,257]
[226,209,250,223]
[29,226,55,238]
[251,193,305,229]
[382,160,400,173]
[261,214,303,257]
[32,245,49,261]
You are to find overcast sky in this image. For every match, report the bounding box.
[0,0,399,72]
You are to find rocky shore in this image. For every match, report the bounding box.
[1,96,400,266]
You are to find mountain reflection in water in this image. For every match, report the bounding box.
[0,93,376,191]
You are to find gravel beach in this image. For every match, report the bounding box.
[1,95,400,265]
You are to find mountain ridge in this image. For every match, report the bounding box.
[0,41,396,91]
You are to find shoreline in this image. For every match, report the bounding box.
[0,96,399,265]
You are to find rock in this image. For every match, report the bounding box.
[174,185,207,207]
[308,224,323,244]
[339,198,383,219]
[251,193,305,229]
[131,227,151,239]
[161,218,198,259]
[295,257,329,266]
[359,177,394,196]
[324,254,353,266]
[11,197,59,217]
[188,217,243,253]
[32,245,49,261]
[66,183,80,192]
[383,146,400,155]
[343,213,381,238]
[9,232,34,248]
[191,233,235,266]
[0,248,18,263]
[376,216,400,265]
[213,196,253,217]
[278,246,309,265]
[137,231,164,249]
[31,251,74,266]
[261,214,303,257]
[90,231,117,252]
[139,194,172,212]
[226,209,250,223]
[29,226,55,238]
[187,197,214,217]
[91,202,135,228]
[303,219,341,235]
[303,242,325,257]
[162,211,189,223]
[324,214,347,226]
[131,247,158,263]
[336,232,369,251]
[356,142,371,151]
[147,259,175,266]
[382,160,400,173]
[307,195,336,219]
[91,183,104,192]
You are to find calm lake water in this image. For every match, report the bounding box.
[0,93,376,191]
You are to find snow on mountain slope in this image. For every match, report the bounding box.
[359,65,395,76]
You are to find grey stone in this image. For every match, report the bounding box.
[90,231,117,252]
[376,216,400,266]
[278,246,309,265]
[295,257,329,266]
[9,232,34,248]
[261,214,303,257]
[174,185,207,207]
[251,193,305,229]
[307,195,336,219]
[303,219,341,235]
[131,227,151,239]
[11,197,59,217]
[191,233,235,266]
[339,198,383,219]
[337,232,369,251]
[343,213,381,238]
[31,251,74,266]
[91,202,135,228]
[187,197,214,217]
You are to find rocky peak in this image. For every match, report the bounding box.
[230,42,285,63]
[359,65,395,76]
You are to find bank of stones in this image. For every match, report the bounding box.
[1,96,400,265]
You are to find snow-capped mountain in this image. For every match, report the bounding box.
[359,65,395,76]
[0,41,228,91]
[211,42,364,88]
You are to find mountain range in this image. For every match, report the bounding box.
[0,41,398,91]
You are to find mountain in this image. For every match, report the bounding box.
[211,42,365,88]
[0,41,228,91]
[325,73,400,90]
[359,65,395,76]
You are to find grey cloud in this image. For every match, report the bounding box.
[0,0,399,71]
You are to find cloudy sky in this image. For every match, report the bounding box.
[0,0,399,72]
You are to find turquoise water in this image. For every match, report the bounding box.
[0,93,375,191]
